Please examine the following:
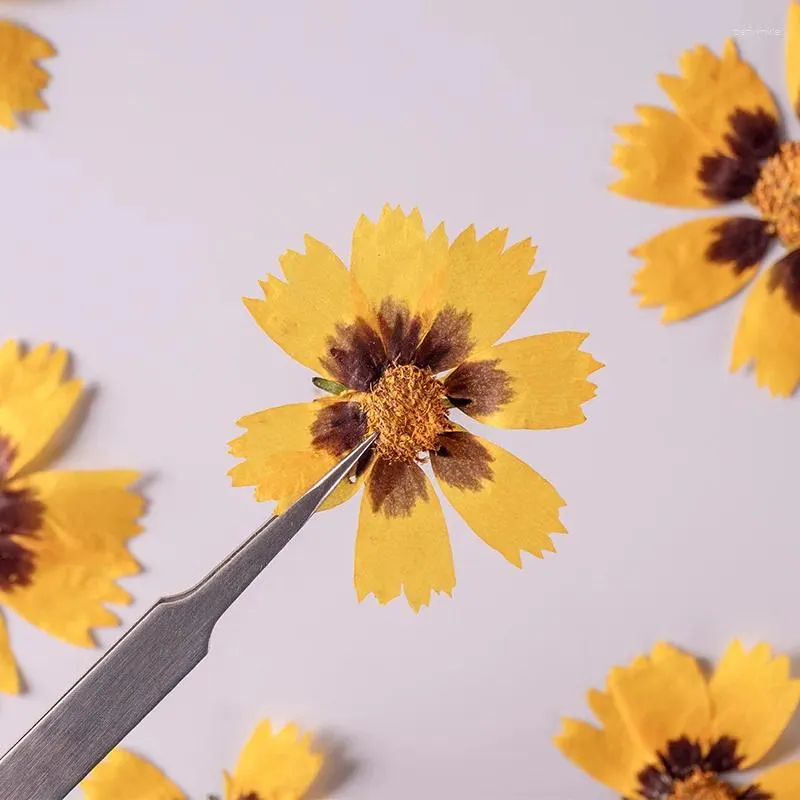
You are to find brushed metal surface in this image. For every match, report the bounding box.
[0,433,377,800]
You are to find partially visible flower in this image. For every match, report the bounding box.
[229,206,601,610]
[612,2,800,396]
[0,21,55,130]
[80,720,323,800]
[555,641,800,799]
[0,340,143,693]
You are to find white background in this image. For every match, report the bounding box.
[1,0,798,798]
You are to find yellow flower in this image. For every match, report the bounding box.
[80,720,323,800]
[0,340,143,694]
[613,3,800,396]
[229,206,601,610]
[555,641,800,799]
[0,20,55,130]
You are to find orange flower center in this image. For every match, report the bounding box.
[751,140,800,247]
[360,364,451,463]
[668,771,738,800]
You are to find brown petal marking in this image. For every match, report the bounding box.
[321,318,388,391]
[414,306,475,373]
[0,491,43,591]
[698,152,761,202]
[705,218,773,274]
[430,431,493,492]
[768,248,800,313]
[662,737,704,779]
[353,447,374,480]
[703,736,743,773]
[311,401,368,457]
[367,457,427,518]
[0,535,36,592]
[236,794,261,800]
[725,108,781,161]
[376,298,423,365]
[0,434,41,592]
[636,764,671,800]
[739,786,773,800]
[633,736,753,800]
[444,360,514,418]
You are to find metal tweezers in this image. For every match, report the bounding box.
[0,433,378,800]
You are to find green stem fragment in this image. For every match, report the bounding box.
[312,377,348,395]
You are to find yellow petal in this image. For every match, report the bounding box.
[2,470,143,646]
[657,40,777,151]
[0,22,55,131]
[613,39,779,208]
[244,235,371,378]
[431,431,565,567]
[228,397,366,511]
[631,217,765,322]
[788,2,800,117]
[708,641,800,767]
[435,225,544,358]
[730,260,800,397]
[0,611,20,694]
[0,341,81,477]
[351,205,448,323]
[608,642,711,755]
[554,688,650,796]
[355,458,455,610]
[226,720,322,800]
[611,106,719,207]
[80,748,186,800]
[444,333,601,429]
[754,761,800,800]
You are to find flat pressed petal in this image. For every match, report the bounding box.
[788,2,800,117]
[244,235,372,379]
[225,720,322,800]
[425,225,544,362]
[355,458,455,610]
[0,611,20,694]
[80,749,186,800]
[431,431,565,567]
[228,397,367,511]
[0,22,55,130]
[351,205,448,324]
[730,257,800,396]
[611,106,720,207]
[608,642,712,755]
[0,341,81,477]
[2,470,143,646]
[708,641,800,767]
[444,333,601,429]
[631,217,767,322]
[554,688,651,796]
[657,40,778,152]
[753,761,800,800]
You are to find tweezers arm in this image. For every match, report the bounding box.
[0,433,376,800]
[0,592,220,800]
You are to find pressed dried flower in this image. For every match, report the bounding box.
[555,641,800,799]
[229,206,601,610]
[81,720,322,800]
[613,2,800,396]
[0,341,143,693]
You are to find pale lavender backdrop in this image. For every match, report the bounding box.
[0,0,796,798]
